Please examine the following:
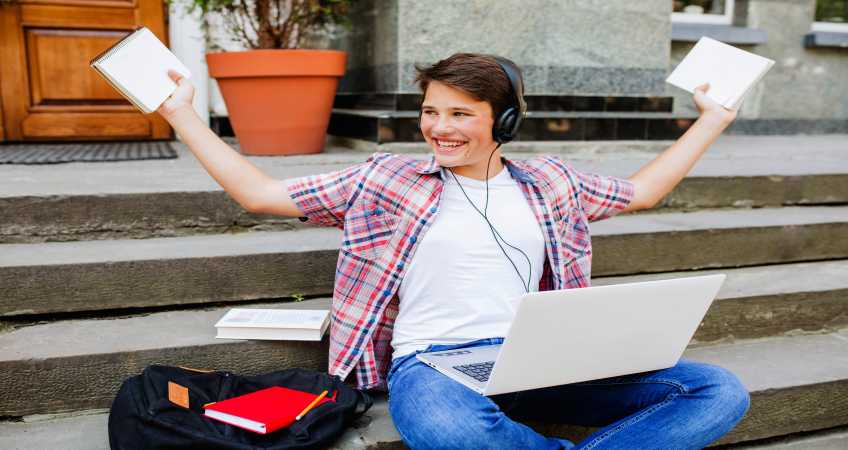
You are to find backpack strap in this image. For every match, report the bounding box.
[353,389,373,417]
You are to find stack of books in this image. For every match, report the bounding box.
[214,308,331,341]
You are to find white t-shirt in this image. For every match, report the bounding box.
[391,166,547,360]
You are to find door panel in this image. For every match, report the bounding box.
[21,4,138,29]
[0,0,171,142]
[22,112,151,138]
[0,68,5,140]
[27,29,127,104]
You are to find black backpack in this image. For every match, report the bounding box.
[108,365,373,449]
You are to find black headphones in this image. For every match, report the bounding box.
[489,55,527,144]
[417,55,526,143]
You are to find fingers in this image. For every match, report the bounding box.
[694,82,710,94]
[167,69,184,83]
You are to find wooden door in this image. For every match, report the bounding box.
[0,0,171,142]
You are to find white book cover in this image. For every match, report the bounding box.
[666,36,774,109]
[90,27,191,114]
[214,309,330,341]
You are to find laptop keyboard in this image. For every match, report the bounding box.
[453,361,495,382]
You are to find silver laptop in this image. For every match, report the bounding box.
[416,274,725,396]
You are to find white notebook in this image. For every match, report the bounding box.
[214,308,331,341]
[90,27,191,114]
[666,36,774,109]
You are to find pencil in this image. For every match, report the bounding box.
[295,390,328,421]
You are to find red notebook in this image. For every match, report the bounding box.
[203,386,334,434]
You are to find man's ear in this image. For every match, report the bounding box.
[418,88,427,131]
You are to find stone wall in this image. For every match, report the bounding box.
[670,0,848,120]
[196,0,847,123]
[340,0,671,95]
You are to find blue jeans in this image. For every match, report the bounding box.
[387,338,750,450]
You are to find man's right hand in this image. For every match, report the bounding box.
[158,69,195,121]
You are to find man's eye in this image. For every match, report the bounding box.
[423,110,437,116]
[454,112,469,117]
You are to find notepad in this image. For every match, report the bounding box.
[666,36,774,109]
[90,27,191,114]
[204,386,335,434]
[214,308,331,341]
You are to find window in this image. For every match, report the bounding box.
[672,0,735,25]
[812,0,848,32]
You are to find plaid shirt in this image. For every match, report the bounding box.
[287,152,634,390]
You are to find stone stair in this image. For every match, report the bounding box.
[4,207,848,316]
[0,134,846,449]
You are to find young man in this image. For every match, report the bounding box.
[159,53,749,449]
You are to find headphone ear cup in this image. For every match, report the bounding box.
[494,107,518,144]
[509,109,524,138]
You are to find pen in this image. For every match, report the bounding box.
[295,390,328,421]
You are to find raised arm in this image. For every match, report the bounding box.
[157,70,303,217]
[622,84,737,212]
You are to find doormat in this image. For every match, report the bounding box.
[0,141,178,164]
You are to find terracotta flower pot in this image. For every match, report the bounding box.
[206,49,347,156]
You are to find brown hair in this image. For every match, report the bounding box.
[414,53,517,118]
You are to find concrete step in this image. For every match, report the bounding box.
[3,206,848,316]
[2,259,847,417]
[4,172,845,244]
[683,330,848,445]
[0,190,301,244]
[0,228,339,316]
[0,297,333,417]
[2,135,846,244]
[594,260,848,343]
[719,427,848,449]
[0,410,109,450]
[2,419,848,450]
[590,205,848,276]
[514,331,848,447]
[1,331,847,448]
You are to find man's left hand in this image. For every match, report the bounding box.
[693,83,737,126]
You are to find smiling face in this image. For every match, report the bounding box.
[420,81,503,180]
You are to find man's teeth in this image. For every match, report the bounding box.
[437,140,465,147]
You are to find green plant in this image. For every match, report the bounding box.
[816,0,847,23]
[182,0,353,49]
[291,293,306,302]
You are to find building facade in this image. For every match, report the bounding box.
[0,0,845,143]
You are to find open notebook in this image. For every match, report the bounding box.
[90,27,191,114]
[666,36,774,109]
